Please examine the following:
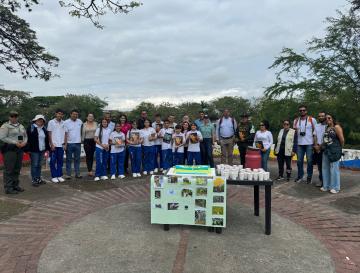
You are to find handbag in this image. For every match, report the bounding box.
[324,142,342,163]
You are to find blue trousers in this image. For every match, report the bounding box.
[110,151,125,176]
[129,146,142,173]
[296,145,313,179]
[66,143,81,176]
[162,149,173,170]
[50,147,64,178]
[95,147,109,177]
[173,151,184,166]
[154,145,163,169]
[30,151,45,182]
[322,153,340,191]
[261,149,271,171]
[187,151,201,165]
[143,146,155,172]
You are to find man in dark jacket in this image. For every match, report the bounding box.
[236,113,255,166]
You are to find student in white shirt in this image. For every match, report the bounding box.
[109,123,126,180]
[47,109,66,183]
[127,120,143,178]
[64,109,83,179]
[172,124,186,165]
[186,123,203,165]
[253,120,273,171]
[159,119,174,173]
[94,119,112,181]
[141,119,157,175]
[152,113,163,172]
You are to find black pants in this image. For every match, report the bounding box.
[313,150,323,182]
[200,138,214,167]
[83,139,95,172]
[277,151,292,177]
[3,149,23,191]
[238,144,247,166]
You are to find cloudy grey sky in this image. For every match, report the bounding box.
[1,0,346,110]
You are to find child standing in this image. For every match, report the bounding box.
[109,123,126,180]
[173,124,186,165]
[152,114,163,173]
[141,119,157,175]
[186,123,203,165]
[159,120,174,173]
[127,121,143,178]
[94,119,112,181]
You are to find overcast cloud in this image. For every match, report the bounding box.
[0,0,346,110]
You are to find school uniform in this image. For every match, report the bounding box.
[64,118,83,177]
[186,130,203,165]
[141,127,156,173]
[160,127,174,170]
[94,127,112,177]
[47,118,65,179]
[127,129,142,174]
[172,133,185,165]
[152,121,163,170]
[109,131,126,176]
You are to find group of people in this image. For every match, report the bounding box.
[0,105,344,194]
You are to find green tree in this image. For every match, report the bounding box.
[210,96,252,121]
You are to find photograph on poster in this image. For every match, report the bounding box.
[168,203,179,210]
[182,177,191,185]
[212,206,224,215]
[213,196,224,203]
[185,205,189,210]
[170,176,179,183]
[213,177,225,193]
[195,177,207,185]
[154,176,164,188]
[196,187,208,196]
[195,210,206,225]
[212,218,224,226]
[195,199,206,208]
[155,190,161,199]
[168,189,176,195]
[181,189,193,197]
[155,204,162,209]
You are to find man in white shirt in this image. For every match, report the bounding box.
[104,112,115,132]
[293,105,317,183]
[47,109,66,183]
[216,109,237,165]
[64,109,83,179]
[313,111,327,187]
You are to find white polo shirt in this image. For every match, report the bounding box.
[186,130,203,152]
[141,127,156,146]
[94,127,112,149]
[47,118,65,147]
[64,118,83,144]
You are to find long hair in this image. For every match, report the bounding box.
[98,118,107,141]
[119,114,128,124]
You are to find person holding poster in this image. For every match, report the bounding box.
[152,113,164,172]
[186,123,203,165]
[127,121,143,177]
[159,119,174,173]
[141,119,157,175]
[109,123,126,180]
[172,124,186,165]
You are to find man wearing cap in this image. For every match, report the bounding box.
[27,114,50,186]
[199,114,216,167]
[216,109,237,165]
[0,111,28,194]
[236,113,255,166]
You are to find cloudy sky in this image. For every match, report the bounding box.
[1,0,346,110]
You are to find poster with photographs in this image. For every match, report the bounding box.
[150,172,226,227]
[130,132,140,145]
[163,132,172,143]
[189,132,199,143]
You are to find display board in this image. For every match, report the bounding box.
[150,168,226,228]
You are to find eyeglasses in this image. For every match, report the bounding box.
[299,109,306,112]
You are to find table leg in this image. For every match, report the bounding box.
[215,227,222,234]
[208,227,215,232]
[254,185,259,216]
[164,224,170,231]
[265,185,271,235]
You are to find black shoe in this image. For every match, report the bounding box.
[32,182,40,187]
[275,176,284,181]
[306,177,312,184]
[38,179,46,185]
[5,189,18,194]
[75,175,83,179]
[14,186,25,192]
[294,177,303,183]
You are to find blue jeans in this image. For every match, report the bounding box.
[187,152,201,165]
[322,153,340,191]
[66,143,81,176]
[142,146,155,172]
[296,145,313,179]
[154,145,163,169]
[261,149,271,171]
[30,151,45,182]
[200,138,214,167]
[162,149,173,170]
[110,151,125,176]
[95,147,109,177]
[129,146,142,173]
[50,147,64,178]
[173,151,184,166]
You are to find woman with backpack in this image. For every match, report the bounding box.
[320,114,344,194]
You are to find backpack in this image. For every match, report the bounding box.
[218,117,236,137]
[294,116,315,132]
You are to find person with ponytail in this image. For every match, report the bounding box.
[94,118,112,181]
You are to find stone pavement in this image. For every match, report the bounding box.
[0,161,359,273]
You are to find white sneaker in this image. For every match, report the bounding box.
[119,175,125,179]
[137,173,141,177]
[154,168,158,173]
[320,187,327,192]
[51,177,59,183]
[111,175,116,180]
[330,189,338,194]
[101,176,108,180]
[57,177,65,182]
[94,177,100,181]
[143,171,148,175]
[150,171,154,175]
[133,173,137,178]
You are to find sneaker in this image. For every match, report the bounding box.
[51,178,59,183]
[64,175,72,180]
[294,177,303,183]
[143,171,148,175]
[306,177,312,184]
[58,177,65,182]
[162,169,167,174]
[133,173,137,178]
[111,175,116,180]
[101,176,108,180]
[119,175,125,179]
[320,187,327,192]
[94,177,100,181]
[330,189,338,194]
[150,171,154,175]
[136,173,141,177]
[275,176,284,181]
[154,168,158,173]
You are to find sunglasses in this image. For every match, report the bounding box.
[299,109,306,112]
